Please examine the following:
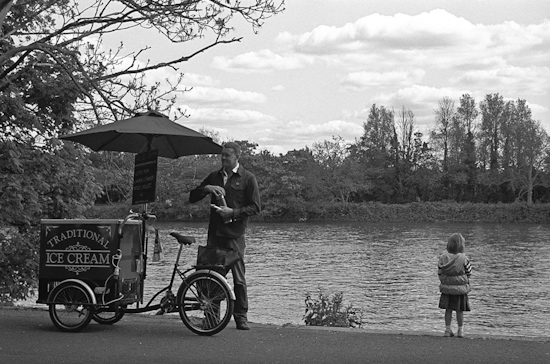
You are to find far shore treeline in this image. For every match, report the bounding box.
[86,200,550,225]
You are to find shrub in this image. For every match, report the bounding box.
[0,227,39,302]
[304,287,363,328]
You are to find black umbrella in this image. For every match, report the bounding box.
[59,110,222,158]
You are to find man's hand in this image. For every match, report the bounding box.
[205,185,225,197]
[217,206,233,220]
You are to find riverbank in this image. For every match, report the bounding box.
[3,304,549,342]
[85,201,550,224]
[1,306,549,364]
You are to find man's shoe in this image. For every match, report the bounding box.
[236,320,250,330]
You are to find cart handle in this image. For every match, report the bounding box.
[119,211,157,237]
[119,211,140,238]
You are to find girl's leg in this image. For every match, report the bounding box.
[445,309,452,326]
[456,311,464,326]
[444,309,454,336]
[456,311,464,337]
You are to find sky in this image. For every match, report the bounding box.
[111,0,550,155]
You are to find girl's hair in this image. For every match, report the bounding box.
[447,233,465,253]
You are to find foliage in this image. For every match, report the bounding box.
[304,288,363,328]
[0,227,38,302]
[0,0,285,122]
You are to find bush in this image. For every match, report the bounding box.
[0,227,39,302]
[304,287,363,328]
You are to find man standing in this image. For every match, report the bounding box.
[189,142,261,330]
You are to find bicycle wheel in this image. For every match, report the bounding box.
[92,305,126,325]
[176,273,234,336]
[48,282,94,332]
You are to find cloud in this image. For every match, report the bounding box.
[279,9,550,72]
[179,86,267,106]
[450,65,550,96]
[285,10,479,55]
[179,104,364,153]
[212,49,313,73]
[286,119,363,141]
[182,73,220,87]
[341,69,426,90]
[252,119,364,155]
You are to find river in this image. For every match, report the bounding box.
[19,221,550,338]
[141,221,550,338]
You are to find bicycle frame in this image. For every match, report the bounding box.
[112,212,236,314]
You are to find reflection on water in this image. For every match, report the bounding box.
[145,221,550,337]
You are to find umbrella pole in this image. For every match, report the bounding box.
[141,202,148,282]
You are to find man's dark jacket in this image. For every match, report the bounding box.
[189,165,261,239]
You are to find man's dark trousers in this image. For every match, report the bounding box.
[207,235,248,322]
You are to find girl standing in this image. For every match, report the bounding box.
[438,233,472,338]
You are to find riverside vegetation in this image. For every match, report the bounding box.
[304,288,364,328]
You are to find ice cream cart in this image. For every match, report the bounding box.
[37,212,236,335]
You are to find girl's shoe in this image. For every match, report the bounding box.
[444,329,454,337]
[457,328,464,338]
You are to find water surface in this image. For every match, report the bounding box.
[144,221,550,338]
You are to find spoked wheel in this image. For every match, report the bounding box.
[92,305,126,325]
[177,273,234,336]
[48,282,94,332]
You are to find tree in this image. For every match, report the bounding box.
[506,100,549,205]
[359,104,394,161]
[432,96,457,172]
[479,93,506,170]
[355,104,395,202]
[456,94,479,200]
[392,107,419,201]
[1,0,285,123]
[312,136,368,209]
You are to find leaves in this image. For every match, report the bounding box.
[304,287,363,328]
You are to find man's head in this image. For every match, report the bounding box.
[221,142,241,170]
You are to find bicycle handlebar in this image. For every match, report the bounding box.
[118,210,157,237]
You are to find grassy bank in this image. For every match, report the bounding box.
[84,201,550,224]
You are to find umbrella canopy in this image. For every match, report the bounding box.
[59,111,222,158]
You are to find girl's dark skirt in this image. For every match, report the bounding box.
[439,294,470,311]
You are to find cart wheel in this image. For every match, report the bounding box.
[176,273,234,336]
[92,305,126,325]
[48,282,93,332]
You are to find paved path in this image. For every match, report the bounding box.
[1,307,549,364]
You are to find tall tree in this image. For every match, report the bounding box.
[506,100,549,204]
[479,93,506,170]
[356,104,395,202]
[359,104,395,158]
[457,94,479,200]
[392,106,416,202]
[432,96,456,172]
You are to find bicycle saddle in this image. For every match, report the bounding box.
[169,232,195,245]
